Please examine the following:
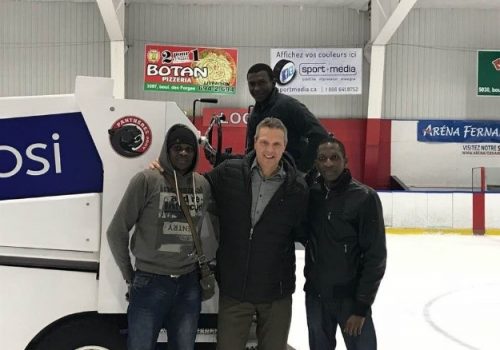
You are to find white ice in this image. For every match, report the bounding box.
[288,234,500,350]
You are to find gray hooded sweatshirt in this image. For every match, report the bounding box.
[107,124,212,282]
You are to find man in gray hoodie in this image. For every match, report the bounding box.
[107,124,213,350]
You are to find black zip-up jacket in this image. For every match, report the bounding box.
[245,88,328,172]
[305,169,386,316]
[205,152,308,303]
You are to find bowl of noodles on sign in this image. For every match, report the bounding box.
[192,49,236,87]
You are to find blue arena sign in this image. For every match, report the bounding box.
[417,120,500,143]
[0,112,103,200]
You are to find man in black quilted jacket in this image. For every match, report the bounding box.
[305,136,387,350]
[205,117,308,350]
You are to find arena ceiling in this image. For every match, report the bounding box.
[10,0,500,11]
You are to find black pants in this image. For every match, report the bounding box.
[306,294,377,350]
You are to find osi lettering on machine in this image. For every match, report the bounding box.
[0,112,102,201]
[0,133,61,178]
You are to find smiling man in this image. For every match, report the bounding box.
[205,117,308,350]
[305,137,387,350]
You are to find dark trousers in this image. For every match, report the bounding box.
[306,294,377,350]
[216,294,292,350]
[127,270,201,350]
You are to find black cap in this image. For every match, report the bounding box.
[167,125,198,150]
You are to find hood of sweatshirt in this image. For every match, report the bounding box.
[159,124,199,178]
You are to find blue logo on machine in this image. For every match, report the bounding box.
[0,112,103,200]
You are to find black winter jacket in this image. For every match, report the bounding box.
[205,152,308,303]
[245,88,328,173]
[305,169,386,316]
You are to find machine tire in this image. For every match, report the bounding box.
[195,344,217,350]
[26,312,127,350]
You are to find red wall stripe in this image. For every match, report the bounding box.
[195,117,392,190]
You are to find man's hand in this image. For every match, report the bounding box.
[149,159,163,172]
[125,281,131,302]
[343,315,365,336]
[204,148,216,165]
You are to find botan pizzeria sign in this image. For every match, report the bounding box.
[144,44,238,95]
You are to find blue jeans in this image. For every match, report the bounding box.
[306,294,377,350]
[127,269,201,350]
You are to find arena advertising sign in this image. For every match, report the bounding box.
[477,50,500,96]
[460,143,500,156]
[417,120,500,143]
[144,44,238,94]
[0,113,103,200]
[270,48,362,95]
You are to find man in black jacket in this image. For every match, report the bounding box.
[208,64,328,173]
[305,137,386,350]
[205,117,308,350]
[245,63,328,173]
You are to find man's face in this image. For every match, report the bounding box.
[254,127,286,174]
[247,70,275,103]
[168,143,195,174]
[315,142,347,184]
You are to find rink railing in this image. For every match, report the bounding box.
[378,191,500,235]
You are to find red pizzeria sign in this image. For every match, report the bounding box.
[144,44,238,95]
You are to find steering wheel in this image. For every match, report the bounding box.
[202,112,225,166]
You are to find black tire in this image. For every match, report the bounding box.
[243,344,296,350]
[26,312,127,350]
[194,344,217,350]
